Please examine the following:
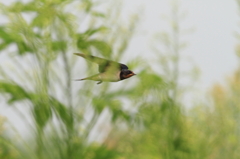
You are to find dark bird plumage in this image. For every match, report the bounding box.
[74,53,136,84]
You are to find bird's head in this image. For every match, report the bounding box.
[120,69,136,80]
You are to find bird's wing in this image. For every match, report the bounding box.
[74,53,128,73]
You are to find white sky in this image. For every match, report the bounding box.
[1,0,240,136]
[124,0,240,90]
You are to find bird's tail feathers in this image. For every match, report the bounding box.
[74,77,87,81]
[74,75,90,81]
[74,74,100,81]
[74,53,84,57]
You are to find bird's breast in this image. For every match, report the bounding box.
[99,71,120,82]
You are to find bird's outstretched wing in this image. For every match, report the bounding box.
[74,53,128,73]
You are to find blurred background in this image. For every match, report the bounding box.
[0,0,240,158]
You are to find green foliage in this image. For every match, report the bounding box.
[76,27,111,56]
[1,0,240,159]
[0,82,30,104]
[0,0,141,159]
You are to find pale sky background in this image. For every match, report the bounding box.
[124,0,239,90]
[0,0,240,136]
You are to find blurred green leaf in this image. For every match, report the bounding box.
[0,27,15,51]
[88,40,112,57]
[51,97,73,128]
[91,11,106,18]
[51,41,67,52]
[32,98,52,129]
[84,145,119,159]
[77,34,89,50]
[92,98,106,114]
[82,0,93,12]
[8,1,25,13]
[0,82,31,104]
[17,41,34,55]
[84,27,108,37]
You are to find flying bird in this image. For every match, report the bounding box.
[74,53,136,84]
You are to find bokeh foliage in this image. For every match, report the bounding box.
[0,0,240,159]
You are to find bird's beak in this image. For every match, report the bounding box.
[126,72,136,78]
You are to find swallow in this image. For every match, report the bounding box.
[74,53,136,84]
